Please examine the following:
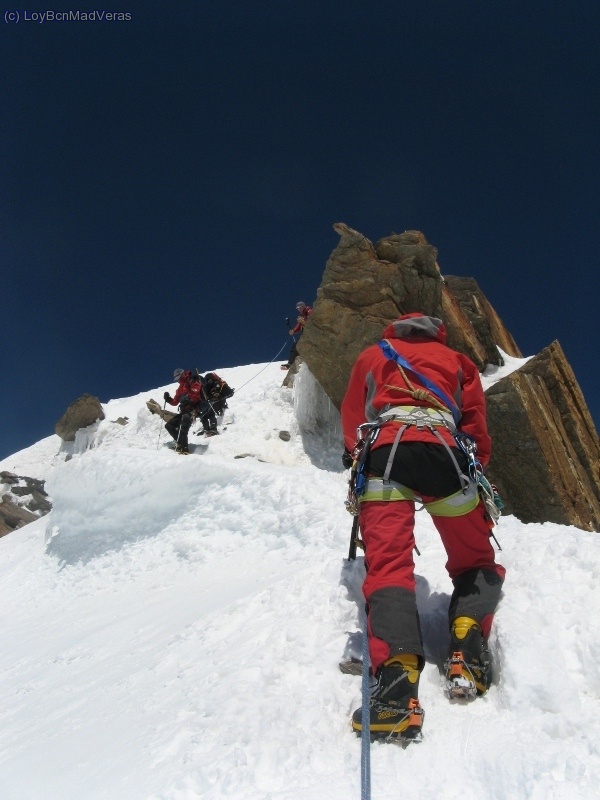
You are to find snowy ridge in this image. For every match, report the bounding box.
[1,361,600,799]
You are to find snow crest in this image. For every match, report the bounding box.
[1,361,600,799]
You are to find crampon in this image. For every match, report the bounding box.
[352,697,424,743]
[444,650,490,700]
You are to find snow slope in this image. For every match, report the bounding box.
[1,360,600,800]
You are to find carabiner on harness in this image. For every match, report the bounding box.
[345,422,382,516]
[453,431,480,481]
[454,431,504,532]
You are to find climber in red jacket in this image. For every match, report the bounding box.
[341,312,505,740]
[163,369,203,454]
[281,301,313,370]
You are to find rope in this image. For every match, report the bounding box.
[234,337,290,394]
[378,339,461,424]
[360,601,371,800]
[384,361,450,415]
[188,339,290,437]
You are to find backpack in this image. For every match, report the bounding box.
[178,376,203,410]
[204,373,234,402]
[187,379,203,405]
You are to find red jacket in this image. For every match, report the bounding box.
[340,313,491,465]
[290,306,312,335]
[168,371,203,407]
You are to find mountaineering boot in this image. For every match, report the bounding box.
[175,445,190,454]
[351,654,424,740]
[444,617,491,700]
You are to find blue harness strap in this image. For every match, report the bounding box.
[377,340,462,426]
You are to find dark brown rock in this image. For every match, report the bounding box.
[297,224,444,408]
[26,489,52,515]
[442,277,521,368]
[0,471,52,533]
[54,394,105,441]
[297,224,524,408]
[293,223,600,532]
[486,341,600,531]
[373,229,442,280]
[0,495,38,537]
[7,476,45,495]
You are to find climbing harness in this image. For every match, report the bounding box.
[347,339,505,542]
[377,405,471,494]
[377,339,504,531]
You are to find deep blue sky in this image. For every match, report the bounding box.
[2,1,600,460]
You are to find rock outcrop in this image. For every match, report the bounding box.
[297,224,444,409]
[298,224,518,408]
[485,342,600,530]
[0,471,52,538]
[442,276,521,364]
[54,394,105,441]
[296,223,600,532]
[440,279,521,371]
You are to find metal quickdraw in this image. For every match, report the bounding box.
[454,431,504,544]
[453,431,480,481]
[345,422,382,517]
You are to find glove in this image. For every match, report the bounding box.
[164,392,172,402]
[342,448,354,470]
[289,329,294,335]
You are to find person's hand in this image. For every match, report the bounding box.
[164,392,172,402]
[342,449,354,469]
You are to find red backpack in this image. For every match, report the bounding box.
[186,377,203,405]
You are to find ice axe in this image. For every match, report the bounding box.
[347,515,360,561]
[347,510,418,560]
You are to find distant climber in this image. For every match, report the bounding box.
[281,301,313,370]
[341,312,505,740]
[163,369,203,454]
[197,372,234,437]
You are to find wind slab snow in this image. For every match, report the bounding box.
[1,360,599,800]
